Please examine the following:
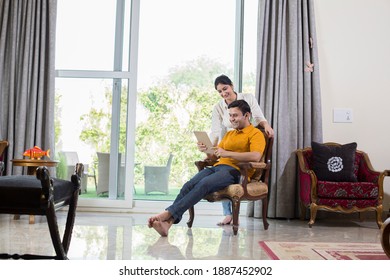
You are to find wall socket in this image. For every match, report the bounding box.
[333,108,353,123]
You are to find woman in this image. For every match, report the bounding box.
[210,74,274,225]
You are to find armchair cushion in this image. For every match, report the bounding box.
[0,175,76,209]
[317,181,378,199]
[312,141,357,182]
[316,198,378,209]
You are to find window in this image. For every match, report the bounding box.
[55,0,133,206]
[55,0,259,207]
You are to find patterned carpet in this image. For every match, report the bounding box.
[259,241,389,260]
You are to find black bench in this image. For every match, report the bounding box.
[0,163,83,260]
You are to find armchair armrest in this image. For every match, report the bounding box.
[194,159,218,171]
[358,152,386,183]
[296,149,316,175]
[246,162,267,169]
[295,149,318,206]
[237,161,269,183]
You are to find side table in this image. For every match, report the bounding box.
[11,159,59,224]
[11,159,59,175]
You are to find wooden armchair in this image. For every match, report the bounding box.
[186,127,273,235]
[296,142,389,228]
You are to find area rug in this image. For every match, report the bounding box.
[259,241,389,260]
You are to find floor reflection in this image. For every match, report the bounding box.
[0,211,384,260]
[145,228,239,260]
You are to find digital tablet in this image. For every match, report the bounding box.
[193,131,216,154]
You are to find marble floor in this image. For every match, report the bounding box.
[0,209,386,260]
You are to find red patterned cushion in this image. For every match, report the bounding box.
[316,198,379,209]
[317,181,378,199]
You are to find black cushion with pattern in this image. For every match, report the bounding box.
[0,175,75,210]
[311,141,357,182]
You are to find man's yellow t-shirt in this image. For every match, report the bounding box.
[215,124,266,177]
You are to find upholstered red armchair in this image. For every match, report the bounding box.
[296,142,389,228]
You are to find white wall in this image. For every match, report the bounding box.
[314,0,390,210]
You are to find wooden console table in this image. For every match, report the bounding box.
[11,159,59,224]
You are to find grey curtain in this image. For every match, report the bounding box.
[0,0,57,175]
[247,0,322,218]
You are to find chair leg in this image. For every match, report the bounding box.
[232,198,240,235]
[308,203,318,228]
[187,206,194,228]
[62,189,80,253]
[36,166,68,259]
[46,202,68,260]
[376,206,383,229]
[92,174,97,190]
[262,197,269,230]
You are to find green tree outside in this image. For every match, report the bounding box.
[77,57,255,193]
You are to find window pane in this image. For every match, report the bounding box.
[242,0,258,93]
[55,78,127,199]
[56,0,127,71]
[137,0,235,90]
[134,0,235,200]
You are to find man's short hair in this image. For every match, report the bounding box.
[228,99,251,115]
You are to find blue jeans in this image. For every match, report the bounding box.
[166,165,240,224]
[222,200,232,216]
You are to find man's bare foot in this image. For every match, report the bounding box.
[151,219,173,237]
[217,215,232,226]
[148,211,172,228]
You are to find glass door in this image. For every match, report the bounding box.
[55,0,139,209]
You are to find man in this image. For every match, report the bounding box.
[148,99,266,236]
